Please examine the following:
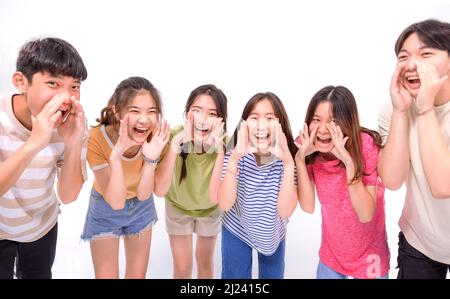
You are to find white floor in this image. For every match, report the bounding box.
[51,179,421,279]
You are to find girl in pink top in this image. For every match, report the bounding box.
[295,85,390,279]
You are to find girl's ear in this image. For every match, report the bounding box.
[12,72,29,93]
[112,105,120,120]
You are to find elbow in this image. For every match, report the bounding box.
[378,167,406,191]
[105,194,126,210]
[218,200,232,213]
[430,185,450,199]
[279,208,295,220]
[136,192,150,201]
[58,190,80,205]
[153,180,169,198]
[357,210,375,224]
[110,202,125,210]
[209,187,219,205]
[59,196,77,205]
[301,205,314,214]
[380,177,404,191]
[153,187,167,198]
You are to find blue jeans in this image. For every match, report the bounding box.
[81,188,158,241]
[221,226,285,279]
[316,261,389,279]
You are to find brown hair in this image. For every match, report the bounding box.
[304,86,382,184]
[94,77,162,129]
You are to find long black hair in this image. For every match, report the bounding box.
[179,84,228,184]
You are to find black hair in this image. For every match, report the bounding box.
[16,37,88,83]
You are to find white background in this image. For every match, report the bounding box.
[1,0,449,278]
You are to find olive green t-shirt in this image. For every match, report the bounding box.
[163,125,219,217]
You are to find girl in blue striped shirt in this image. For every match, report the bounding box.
[209,92,298,278]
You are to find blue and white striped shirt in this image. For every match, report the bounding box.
[221,153,293,255]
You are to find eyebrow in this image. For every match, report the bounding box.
[191,105,217,112]
[249,112,277,117]
[127,105,158,110]
[46,74,81,84]
[398,45,435,54]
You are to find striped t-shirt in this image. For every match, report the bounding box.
[221,153,294,256]
[0,94,87,242]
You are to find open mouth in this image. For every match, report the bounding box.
[254,133,269,141]
[57,106,71,123]
[405,75,421,89]
[133,127,149,136]
[194,125,210,136]
[316,136,332,145]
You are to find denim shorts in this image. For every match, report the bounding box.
[316,261,389,279]
[81,188,158,241]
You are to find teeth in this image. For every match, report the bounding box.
[255,134,269,139]
[317,136,330,141]
[407,76,419,81]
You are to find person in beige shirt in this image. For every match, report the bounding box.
[0,37,88,279]
[378,19,450,279]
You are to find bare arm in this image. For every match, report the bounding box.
[0,142,41,197]
[418,110,450,198]
[217,152,239,212]
[137,121,169,200]
[277,161,298,219]
[1,95,65,197]
[295,157,316,213]
[416,62,450,198]
[57,144,84,204]
[136,162,157,201]
[153,136,181,197]
[96,154,127,210]
[378,62,412,190]
[208,152,224,205]
[294,123,318,213]
[270,125,298,219]
[378,110,410,190]
[346,164,377,223]
[328,122,377,223]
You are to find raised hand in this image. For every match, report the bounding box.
[58,96,86,149]
[232,121,257,159]
[111,114,141,159]
[390,61,414,113]
[327,122,352,166]
[29,94,66,151]
[142,120,170,160]
[294,123,318,161]
[204,117,226,153]
[416,61,449,111]
[269,123,293,164]
[173,113,194,145]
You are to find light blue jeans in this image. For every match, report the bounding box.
[316,261,388,279]
[221,226,285,279]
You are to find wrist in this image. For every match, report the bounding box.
[230,151,242,163]
[416,106,435,117]
[143,155,160,164]
[110,150,122,161]
[282,157,295,167]
[23,140,42,155]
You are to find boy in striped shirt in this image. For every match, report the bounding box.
[0,37,88,279]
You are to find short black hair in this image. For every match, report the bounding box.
[16,37,88,83]
[395,19,450,56]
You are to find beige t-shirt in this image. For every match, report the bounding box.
[378,100,450,264]
[0,94,87,242]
